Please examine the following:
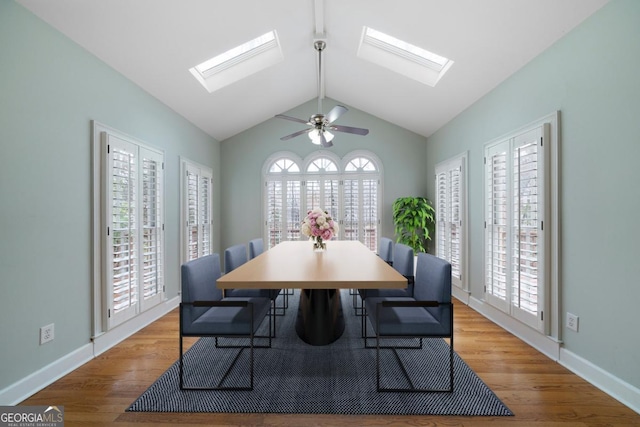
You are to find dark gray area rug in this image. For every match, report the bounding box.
[128,290,512,416]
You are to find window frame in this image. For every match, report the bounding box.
[340,151,383,252]
[262,152,303,249]
[180,158,213,264]
[92,122,166,334]
[435,152,468,291]
[483,111,559,336]
[261,150,383,252]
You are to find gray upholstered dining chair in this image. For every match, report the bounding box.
[179,253,272,390]
[250,237,291,309]
[352,237,395,313]
[364,252,453,392]
[248,238,264,260]
[357,243,414,327]
[224,244,286,320]
[378,237,394,265]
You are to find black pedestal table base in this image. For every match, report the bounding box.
[295,289,345,345]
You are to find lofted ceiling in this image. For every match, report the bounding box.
[18,0,609,141]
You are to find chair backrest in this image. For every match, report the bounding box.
[393,243,415,294]
[181,254,223,326]
[414,253,452,328]
[248,238,264,259]
[224,244,248,273]
[378,237,393,264]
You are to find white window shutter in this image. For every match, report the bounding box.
[435,154,466,289]
[140,149,164,311]
[286,180,301,241]
[342,179,360,243]
[183,162,212,262]
[510,126,545,329]
[484,123,547,331]
[485,143,509,313]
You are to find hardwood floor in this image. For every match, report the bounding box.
[21,297,639,426]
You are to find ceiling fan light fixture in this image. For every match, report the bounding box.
[275,41,369,146]
[308,129,334,145]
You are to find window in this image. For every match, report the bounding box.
[342,155,381,251]
[102,131,164,330]
[484,120,553,332]
[304,155,340,225]
[435,153,467,290]
[264,155,302,248]
[262,151,382,252]
[181,159,213,263]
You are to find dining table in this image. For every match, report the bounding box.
[216,240,407,345]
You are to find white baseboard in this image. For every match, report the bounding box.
[0,296,179,406]
[93,296,179,356]
[559,348,640,415]
[468,296,561,361]
[452,285,470,305]
[0,344,93,406]
[466,295,639,415]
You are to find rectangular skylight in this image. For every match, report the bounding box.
[358,26,453,86]
[190,30,283,93]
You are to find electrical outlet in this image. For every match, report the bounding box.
[40,323,54,344]
[566,313,579,332]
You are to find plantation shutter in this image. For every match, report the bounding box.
[306,178,339,228]
[184,164,212,261]
[342,179,360,242]
[436,170,447,260]
[511,126,545,329]
[340,177,378,251]
[265,180,283,248]
[362,179,378,251]
[435,155,466,289]
[485,142,509,312]
[104,134,165,329]
[105,135,139,327]
[286,180,301,241]
[449,166,462,282]
[305,180,321,214]
[140,149,164,311]
[199,173,212,258]
[484,125,546,330]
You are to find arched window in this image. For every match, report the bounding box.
[263,153,302,248]
[342,153,382,251]
[303,153,340,225]
[262,150,382,252]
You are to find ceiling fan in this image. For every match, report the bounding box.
[275,40,369,148]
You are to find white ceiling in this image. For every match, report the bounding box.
[18,0,609,141]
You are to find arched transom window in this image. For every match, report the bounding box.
[263,151,382,251]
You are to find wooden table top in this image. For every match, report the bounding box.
[217,240,407,289]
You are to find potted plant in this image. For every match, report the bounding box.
[392,196,435,253]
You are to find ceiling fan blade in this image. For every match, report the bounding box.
[275,114,310,125]
[329,124,370,136]
[325,105,348,124]
[280,128,312,141]
[320,132,333,148]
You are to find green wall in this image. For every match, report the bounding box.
[0,1,220,391]
[220,98,429,250]
[425,0,640,389]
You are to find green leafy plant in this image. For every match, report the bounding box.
[392,197,436,253]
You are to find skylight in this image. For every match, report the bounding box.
[190,30,283,93]
[357,26,453,87]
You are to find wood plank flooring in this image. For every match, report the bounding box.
[21,297,640,426]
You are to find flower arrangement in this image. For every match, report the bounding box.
[301,208,339,251]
